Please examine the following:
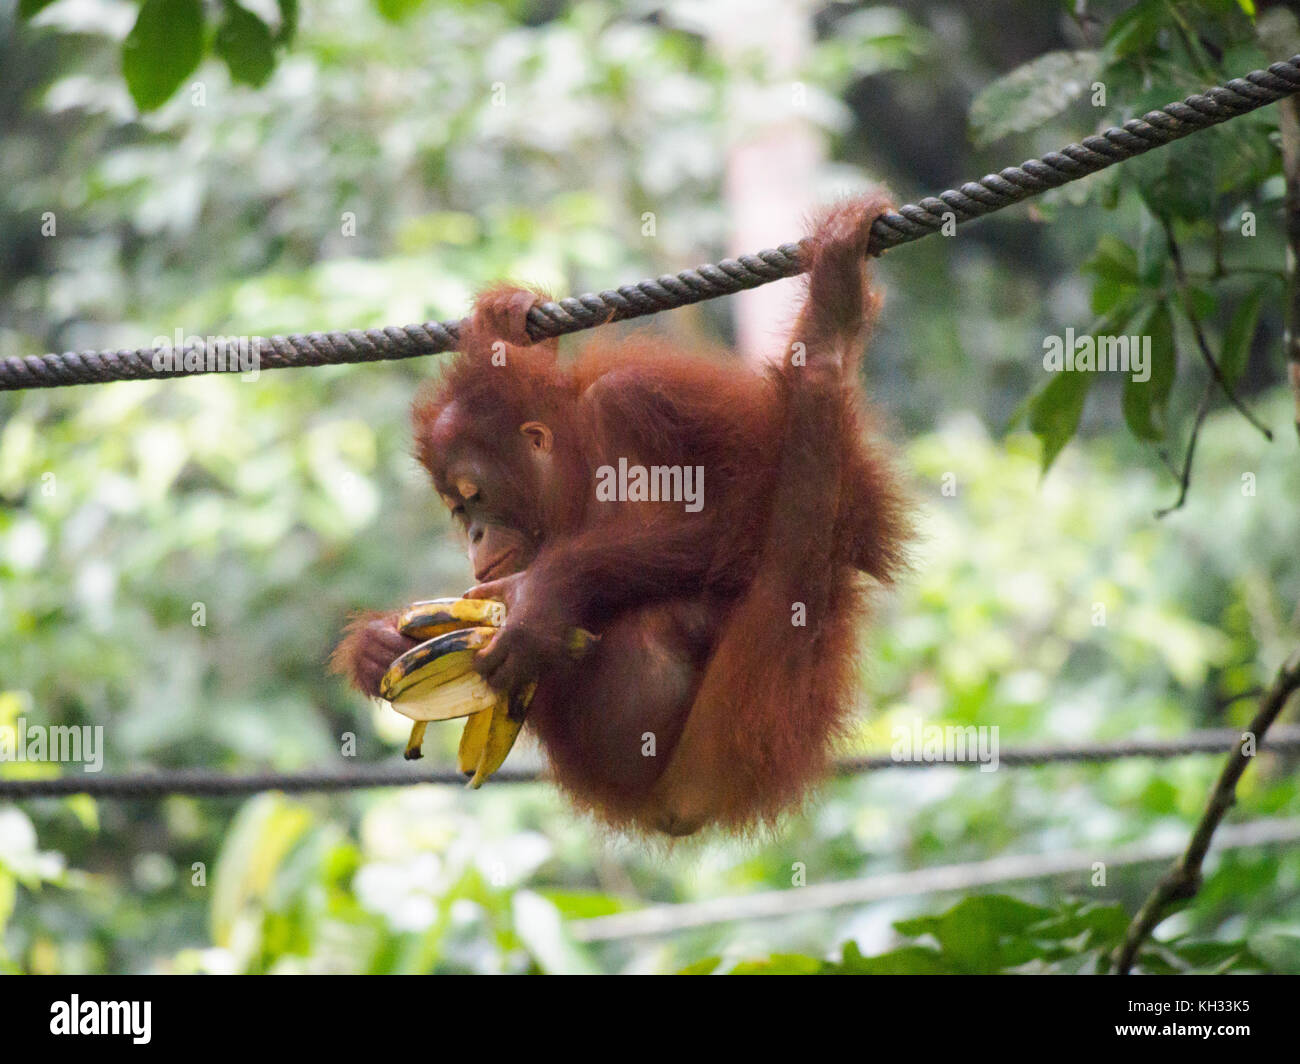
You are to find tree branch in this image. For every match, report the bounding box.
[1162,220,1273,440]
[1278,95,1300,441]
[1155,377,1215,517]
[1112,648,1300,973]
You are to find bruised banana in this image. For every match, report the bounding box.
[384,600,508,763]
[380,625,499,734]
[381,597,599,778]
[396,597,507,640]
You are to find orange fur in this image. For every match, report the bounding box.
[337,194,910,836]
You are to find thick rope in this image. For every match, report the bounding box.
[1,727,1296,800]
[4,55,1300,391]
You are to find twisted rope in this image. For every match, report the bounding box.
[2,727,1296,800]
[4,55,1300,392]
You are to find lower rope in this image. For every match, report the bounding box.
[1,727,1296,800]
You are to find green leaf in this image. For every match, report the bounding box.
[803,8,926,88]
[895,895,1050,940]
[1136,214,1167,288]
[728,953,826,975]
[678,956,722,975]
[122,0,205,112]
[374,0,428,23]
[1168,939,1266,972]
[835,945,952,974]
[210,794,313,949]
[275,0,298,44]
[1083,236,1139,317]
[892,896,1053,972]
[1029,366,1093,473]
[969,50,1100,147]
[1085,235,1139,286]
[1028,901,1129,946]
[1122,302,1177,442]
[18,0,59,16]
[0,870,15,934]
[1248,931,1300,973]
[535,888,629,920]
[215,4,277,88]
[1220,287,1264,387]
[1182,285,1217,321]
[1104,0,1164,59]
[512,892,598,976]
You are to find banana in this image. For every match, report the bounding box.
[388,600,507,760]
[397,598,507,640]
[457,708,492,774]
[404,720,429,761]
[467,682,537,788]
[454,629,598,781]
[454,627,597,782]
[380,626,499,721]
[380,591,601,769]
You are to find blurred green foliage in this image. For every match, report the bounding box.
[688,896,1282,974]
[1,0,1298,973]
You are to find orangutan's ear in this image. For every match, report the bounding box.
[520,421,553,454]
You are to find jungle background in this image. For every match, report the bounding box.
[2,0,1299,974]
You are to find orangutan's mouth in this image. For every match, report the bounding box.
[474,552,518,583]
